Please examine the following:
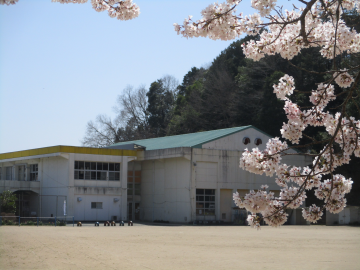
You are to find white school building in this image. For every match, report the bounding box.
[0,126,310,224]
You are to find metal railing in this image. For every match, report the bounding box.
[0,216,74,227]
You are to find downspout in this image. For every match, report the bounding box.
[40,158,43,217]
[190,148,193,222]
[152,160,155,222]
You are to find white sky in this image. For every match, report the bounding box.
[0,0,294,153]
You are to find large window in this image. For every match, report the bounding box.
[30,164,38,181]
[74,161,120,181]
[91,202,103,209]
[196,189,215,216]
[127,170,141,196]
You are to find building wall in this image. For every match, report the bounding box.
[193,148,309,223]
[140,157,191,223]
[0,158,41,194]
[70,153,128,221]
[0,153,133,221]
[40,156,70,218]
[137,146,310,223]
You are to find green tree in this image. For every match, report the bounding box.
[0,190,17,214]
[147,76,178,137]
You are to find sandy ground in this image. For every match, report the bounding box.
[0,224,359,270]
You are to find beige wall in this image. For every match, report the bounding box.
[141,157,191,223]
[220,189,233,222]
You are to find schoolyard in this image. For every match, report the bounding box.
[0,224,359,270]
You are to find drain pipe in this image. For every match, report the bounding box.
[152,160,155,222]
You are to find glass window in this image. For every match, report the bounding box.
[91,202,102,209]
[109,163,115,171]
[78,161,84,170]
[134,184,141,195]
[30,164,38,181]
[85,162,91,170]
[196,189,215,216]
[115,163,120,171]
[6,166,12,180]
[103,163,108,171]
[196,189,204,195]
[109,172,120,181]
[74,161,121,181]
[97,162,102,170]
[91,162,96,170]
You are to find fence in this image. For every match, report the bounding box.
[0,216,74,227]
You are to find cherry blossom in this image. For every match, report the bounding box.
[334,70,355,88]
[2,0,140,21]
[2,0,359,229]
[0,0,18,5]
[302,204,323,223]
[176,0,359,229]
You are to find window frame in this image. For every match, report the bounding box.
[196,189,215,216]
[5,166,12,180]
[74,161,120,181]
[30,164,38,181]
[91,202,103,209]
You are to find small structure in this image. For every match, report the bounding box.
[326,206,360,225]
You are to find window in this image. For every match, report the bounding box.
[91,202,103,209]
[74,161,120,181]
[6,166,12,180]
[127,170,141,196]
[30,164,38,181]
[255,138,262,146]
[134,184,141,195]
[196,189,215,216]
[17,165,26,181]
[0,167,2,180]
[243,137,251,145]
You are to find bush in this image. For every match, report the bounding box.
[3,220,15,226]
[0,191,17,213]
[56,220,66,226]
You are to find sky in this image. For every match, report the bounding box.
[0,0,294,153]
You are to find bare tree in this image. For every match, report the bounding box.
[114,85,149,130]
[82,85,151,148]
[161,74,179,96]
[82,115,122,148]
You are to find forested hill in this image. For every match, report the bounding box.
[168,37,335,139]
[83,30,360,206]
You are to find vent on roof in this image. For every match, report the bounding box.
[134,144,145,149]
[243,137,250,145]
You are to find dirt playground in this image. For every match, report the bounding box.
[0,224,359,270]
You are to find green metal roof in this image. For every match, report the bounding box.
[109,126,257,151]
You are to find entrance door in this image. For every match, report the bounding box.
[339,208,350,224]
[135,203,140,220]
